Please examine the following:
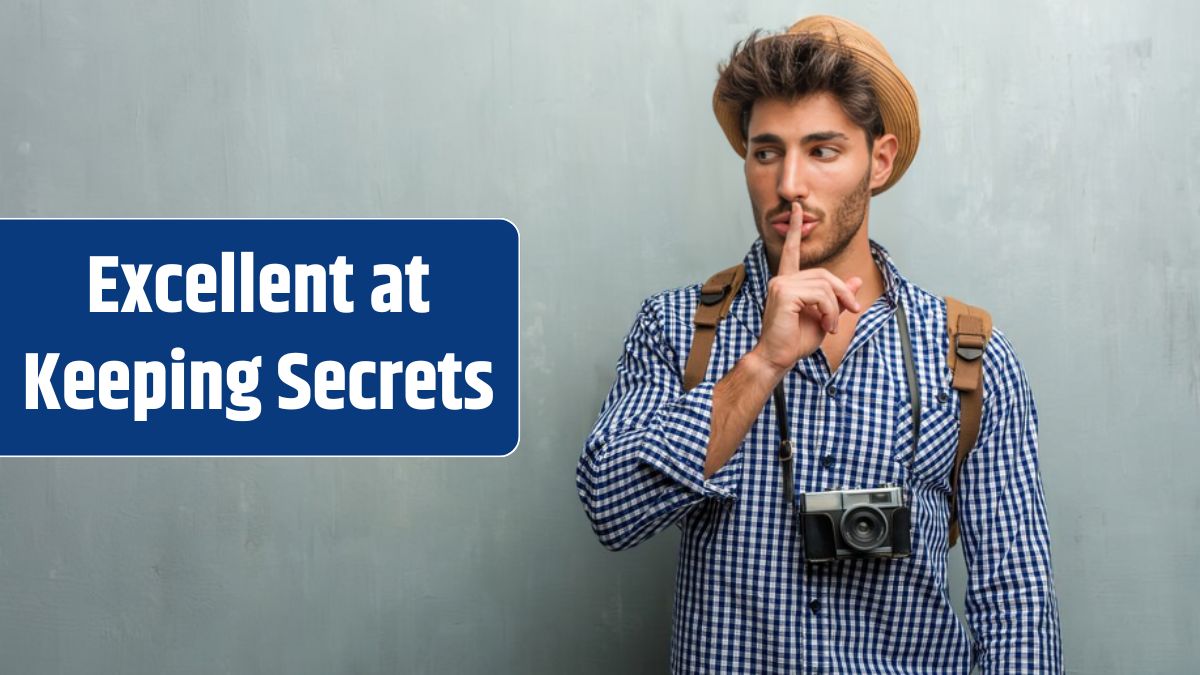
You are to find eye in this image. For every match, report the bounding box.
[812,146,840,159]
[753,148,780,161]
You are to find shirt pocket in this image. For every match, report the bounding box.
[836,382,903,490]
[890,382,960,494]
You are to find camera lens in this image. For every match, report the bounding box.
[840,505,889,552]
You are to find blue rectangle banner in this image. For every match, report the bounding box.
[3,219,520,456]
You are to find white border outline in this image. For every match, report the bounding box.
[3,217,522,459]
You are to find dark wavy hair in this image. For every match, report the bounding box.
[715,30,886,151]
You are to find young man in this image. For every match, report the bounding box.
[576,15,1062,674]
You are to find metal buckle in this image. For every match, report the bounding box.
[778,439,794,461]
[955,334,984,361]
[700,285,730,306]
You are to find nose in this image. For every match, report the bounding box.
[776,152,809,204]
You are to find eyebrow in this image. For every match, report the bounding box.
[748,131,851,145]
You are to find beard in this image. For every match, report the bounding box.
[756,162,872,273]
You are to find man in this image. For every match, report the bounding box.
[575,15,1062,674]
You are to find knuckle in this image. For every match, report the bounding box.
[820,268,845,289]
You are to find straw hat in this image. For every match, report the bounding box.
[712,15,920,196]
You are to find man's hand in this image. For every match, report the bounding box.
[750,200,865,376]
[702,200,868,479]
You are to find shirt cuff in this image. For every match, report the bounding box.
[635,380,741,501]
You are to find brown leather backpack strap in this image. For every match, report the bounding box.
[683,264,746,391]
[944,296,993,548]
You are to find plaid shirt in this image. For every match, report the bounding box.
[577,238,1062,673]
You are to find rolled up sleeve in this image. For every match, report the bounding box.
[576,297,742,552]
[959,330,1063,673]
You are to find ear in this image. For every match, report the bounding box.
[868,133,899,192]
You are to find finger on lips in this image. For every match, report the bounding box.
[776,198,865,333]
[779,199,804,273]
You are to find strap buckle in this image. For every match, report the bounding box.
[778,439,794,461]
[700,285,730,306]
[955,333,985,361]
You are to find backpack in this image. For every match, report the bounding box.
[681,264,992,549]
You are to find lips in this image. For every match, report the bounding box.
[771,217,818,238]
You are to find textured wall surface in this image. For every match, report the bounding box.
[1,0,1197,673]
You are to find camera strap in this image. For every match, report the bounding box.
[773,379,795,508]
[773,294,920,511]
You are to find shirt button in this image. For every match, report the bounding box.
[809,599,821,614]
[937,391,949,404]
[826,384,838,398]
[821,455,835,469]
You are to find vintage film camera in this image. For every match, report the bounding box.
[799,484,912,562]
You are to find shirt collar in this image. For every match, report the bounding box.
[739,236,906,314]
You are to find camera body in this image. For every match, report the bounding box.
[799,485,912,562]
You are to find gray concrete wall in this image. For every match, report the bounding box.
[2,0,1197,672]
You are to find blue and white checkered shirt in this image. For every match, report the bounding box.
[577,238,1062,673]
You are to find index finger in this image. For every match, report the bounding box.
[778,199,804,274]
